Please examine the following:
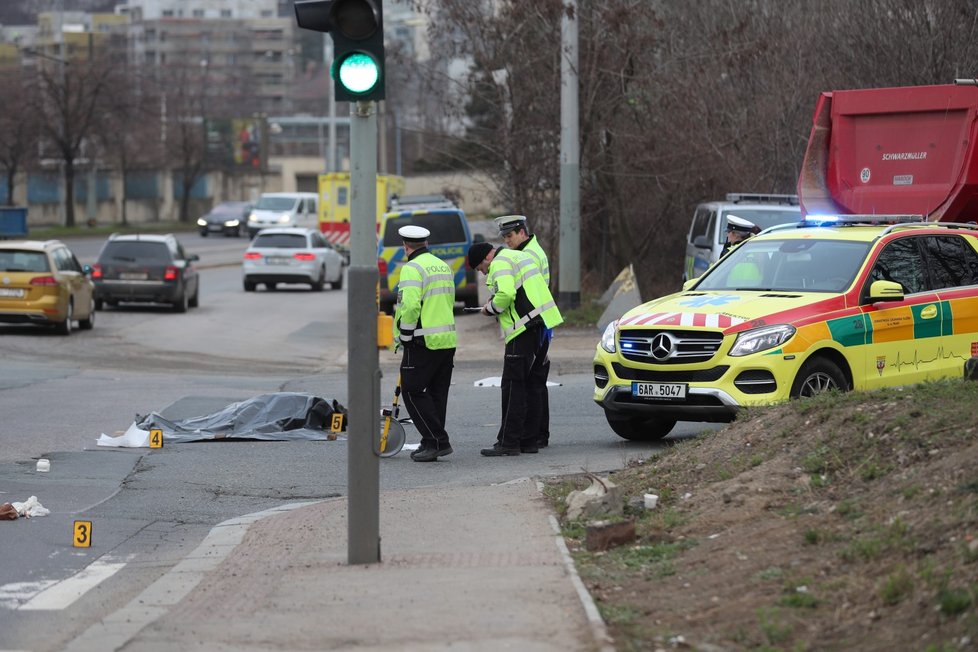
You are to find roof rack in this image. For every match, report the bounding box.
[881,221,978,236]
[725,193,799,205]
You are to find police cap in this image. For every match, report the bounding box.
[494,214,528,236]
[398,225,431,243]
[725,214,757,234]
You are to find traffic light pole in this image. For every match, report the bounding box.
[347,100,381,565]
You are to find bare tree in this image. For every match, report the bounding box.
[159,64,210,224]
[32,49,114,227]
[415,0,978,300]
[96,63,162,226]
[0,67,41,205]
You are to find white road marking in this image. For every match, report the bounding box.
[2,557,132,611]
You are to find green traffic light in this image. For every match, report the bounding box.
[337,52,380,95]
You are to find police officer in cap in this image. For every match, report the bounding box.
[495,215,554,448]
[721,214,760,258]
[393,225,457,462]
[467,241,562,457]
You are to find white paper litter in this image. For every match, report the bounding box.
[96,422,150,448]
[12,496,50,518]
[474,376,561,387]
[402,443,421,451]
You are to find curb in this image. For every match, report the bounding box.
[537,480,615,652]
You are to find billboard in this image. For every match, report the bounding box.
[205,118,267,171]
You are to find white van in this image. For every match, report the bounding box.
[683,193,800,281]
[246,192,319,239]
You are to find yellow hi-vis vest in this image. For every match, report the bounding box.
[519,234,550,286]
[485,248,563,343]
[394,250,457,350]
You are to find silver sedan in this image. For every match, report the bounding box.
[242,227,346,292]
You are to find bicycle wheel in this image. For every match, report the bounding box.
[377,415,406,458]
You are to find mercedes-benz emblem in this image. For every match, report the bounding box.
[649,333,674,361]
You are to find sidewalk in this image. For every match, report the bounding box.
[66,480,613,652]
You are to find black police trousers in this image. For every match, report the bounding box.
[400,345,455,450]
[497,326,550,449]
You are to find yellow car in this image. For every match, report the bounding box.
[0,240,95,335]
[594,216,978,440]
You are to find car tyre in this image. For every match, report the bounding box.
[790,357,848,399]
[173,290,189,313]
[463,291,479,308]
[94,297,104,311]
[200,230,209,237]
[78,296,95,330]
[244,278,257,292]
[312,268,325,292]
[604,411,676,441]
[332,268,344,290]
[55,300,73,336]
[189,283,199,308]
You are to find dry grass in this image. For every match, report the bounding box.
[546,379,978,651]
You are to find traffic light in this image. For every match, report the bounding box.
[294,0,385,103]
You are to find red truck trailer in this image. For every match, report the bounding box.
[798,82,978,221]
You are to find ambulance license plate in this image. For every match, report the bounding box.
[632,382,687,400]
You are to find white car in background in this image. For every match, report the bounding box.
[242,227,345,292]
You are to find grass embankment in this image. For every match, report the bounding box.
[545,380,978,651]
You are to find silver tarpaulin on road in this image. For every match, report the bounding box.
[136,392,346,442]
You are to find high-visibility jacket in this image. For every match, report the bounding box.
[394,249,457,350]
[517,234,550,286]
[485,248,563,343]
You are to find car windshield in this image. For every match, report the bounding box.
[100,241,171,263]
[252,233,308,249]
[211,203,246,216]
[0,250,50,272]
[381,213,466,246]
[255,197,297,211]
[718,209,799,242]
[695,238,870,292]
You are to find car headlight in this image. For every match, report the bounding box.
[197,218,207,226]
[225,219,239,227]
[277,213,291,224]
[248,213,257,223]
[729,324,796,357]
[600,320,618,353]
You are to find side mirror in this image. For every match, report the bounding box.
[693,235,711,248]
[868,279,904,302]
[189,254,200,262]
[83,264,93,277]
[682,278,696,292]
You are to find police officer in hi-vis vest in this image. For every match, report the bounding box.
[393,225,457,462]
[467,241,563,457]
[494,214,554,449]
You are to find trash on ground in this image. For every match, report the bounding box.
[565,475,624,521]
[97,422,150,448]
[97,393,348,446]
[35,459,50,472]
[4,496,51,519]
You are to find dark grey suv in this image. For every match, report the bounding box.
[92,234,200,312]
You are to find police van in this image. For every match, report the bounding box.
[377,208,483,314]
[684,193,800,281]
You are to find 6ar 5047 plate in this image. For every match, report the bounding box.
[631,382,687,400]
